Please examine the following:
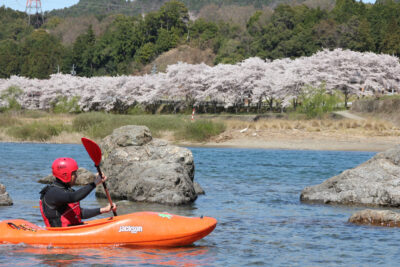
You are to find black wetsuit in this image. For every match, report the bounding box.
[40,179,101,227]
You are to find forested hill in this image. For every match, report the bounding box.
[49,0,325,18]
[2,0,400,80]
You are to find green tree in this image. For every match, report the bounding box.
[380,18,400,56]
[0,40,20,78]
[19,29,64,79]
[188,19,219,49]
[159,0,189,33]
[0,7,33,41]
[332,0,366,24]
[248,4,325,59]
[338,16,375,51]
[111,15,143,62]
[142,12,161,43]
[0,86,23,110]
[354,19,375,51]
[44,16,63,30]
[92,15,143,75]
[312,19,339,49]
[155,28,179,53]
[72,25,96,76]
[134,42,156,64]
[298,85,342,118]
[215,39,246,64]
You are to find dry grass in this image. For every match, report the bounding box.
[223,118,400,136]
[48,131,84,144]
[1,111,400,144]
[17,113,75,125]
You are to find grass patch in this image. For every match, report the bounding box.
[72,112,111,132]
[378,94,400,100]
[127,105,147,115]
[7,122,66,141]
[73,113,226,141]
[73,113,187,139]
[20,110,49,119]
[175,120,226,142]
[1,110,400,143]
[0,113,20,127]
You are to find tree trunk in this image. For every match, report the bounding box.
[268,98,274,111]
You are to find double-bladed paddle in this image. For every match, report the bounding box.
[81,137,117,216]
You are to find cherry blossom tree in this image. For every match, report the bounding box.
[1,49,399,112]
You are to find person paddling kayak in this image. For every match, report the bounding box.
[39,157,117,227]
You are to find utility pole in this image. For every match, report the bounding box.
[71,64,76,76]
[25,0,43,28]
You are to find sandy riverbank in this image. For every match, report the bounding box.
[175,112,400,151]
[1,130,397,151]
[175,129,399,152]
[1,132,396,152]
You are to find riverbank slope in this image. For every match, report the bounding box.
[1,111,398,151]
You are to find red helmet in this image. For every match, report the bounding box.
[52,158,78,183]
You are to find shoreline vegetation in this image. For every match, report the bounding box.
[0,110,399,152]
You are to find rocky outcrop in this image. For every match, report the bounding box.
[301,145,400,206]
[38,168,95,185]
[193,182,205,195]
[349,209,400,227]
[0,183,13,206]
[96,125,203,205]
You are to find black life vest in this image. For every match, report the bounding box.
[39,184,82,227]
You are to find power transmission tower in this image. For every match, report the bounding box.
[25,0,44,28]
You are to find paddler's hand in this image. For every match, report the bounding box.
[94,172,107,186]
[100,203,117,214]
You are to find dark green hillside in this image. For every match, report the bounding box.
[49,0,313,18]
[0,6,33,41]
[49,0,142,18]
[2,0,400,80]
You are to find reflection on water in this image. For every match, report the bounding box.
[6,245,212,266]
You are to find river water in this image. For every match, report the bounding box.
[0,143,399,266]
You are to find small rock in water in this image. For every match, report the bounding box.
[0,183,13,206]
[349,209,400,227]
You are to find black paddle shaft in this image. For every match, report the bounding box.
[96,165,117,216]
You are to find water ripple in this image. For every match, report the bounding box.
[1,144,395,266]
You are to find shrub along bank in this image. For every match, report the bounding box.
[0,111,226,142]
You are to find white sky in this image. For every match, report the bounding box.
[0,0,376,13]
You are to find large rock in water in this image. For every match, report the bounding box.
[96,125,203,205]
[301,145,400,206]
[0,183,13,206]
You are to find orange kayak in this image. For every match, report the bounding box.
[0,212,217,247]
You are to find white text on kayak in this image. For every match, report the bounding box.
[119,226,143,234]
